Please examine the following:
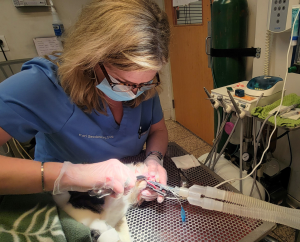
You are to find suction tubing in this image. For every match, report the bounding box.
[176,185,300,229]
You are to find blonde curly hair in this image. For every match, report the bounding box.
[52,0,170,114]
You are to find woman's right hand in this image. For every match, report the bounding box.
[53,159,136,198]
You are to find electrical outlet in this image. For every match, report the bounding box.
[0,35,10,52]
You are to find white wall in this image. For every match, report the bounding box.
[253,0,300,201]
[153,0,174,120]
[0,0,90,61]
[0,0,174,119]
[0,0,90,81]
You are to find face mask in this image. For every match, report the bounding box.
[96,77,145,102]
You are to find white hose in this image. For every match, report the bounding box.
[223,191,299,217]
[256,93,264,107]
[250,120,258,197]
[181,185,300,222]
[239,119,243,193]
[264,30,273,76]
[186,196,300,229]
[176,185,300,229]
[222,201,300,229]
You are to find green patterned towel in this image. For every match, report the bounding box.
[0,193,92,242]
[251,93,300,127]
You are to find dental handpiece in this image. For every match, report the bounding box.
[217,95,232,113]
[217,96,227,109]
[204,87,216,105]
[277,104,299,115]
[281,111,300,118]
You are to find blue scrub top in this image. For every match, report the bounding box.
[0,57,163,163]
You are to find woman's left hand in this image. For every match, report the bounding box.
[141,155,167,203]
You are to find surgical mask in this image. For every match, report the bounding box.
[96,77,145,102]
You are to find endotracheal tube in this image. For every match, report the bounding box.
[165,185,300,229]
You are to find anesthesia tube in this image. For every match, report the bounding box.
[173,185,300,229]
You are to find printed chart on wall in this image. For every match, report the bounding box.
[172,0,202,25]
[33,37,63,56]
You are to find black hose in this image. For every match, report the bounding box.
[0,44,14,75]
[276,131,289,140]
[287,132,292,167]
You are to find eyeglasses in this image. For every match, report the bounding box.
[99,64,160,92]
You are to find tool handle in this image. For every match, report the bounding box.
[204,87,216,105]
[217,95,228,110]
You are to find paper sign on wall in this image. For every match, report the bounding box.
[33,37,63,56]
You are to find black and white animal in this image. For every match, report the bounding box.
[53,162,148,242]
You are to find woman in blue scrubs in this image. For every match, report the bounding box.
[0,0,170,203]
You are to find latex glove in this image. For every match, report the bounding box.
[141,155,167,203]
[53,159,136,198]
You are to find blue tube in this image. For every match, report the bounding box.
[180,206,186,222]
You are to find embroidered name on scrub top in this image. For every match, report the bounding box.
[78,134,114,139]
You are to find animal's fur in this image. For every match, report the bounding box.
[53,162,148,242]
